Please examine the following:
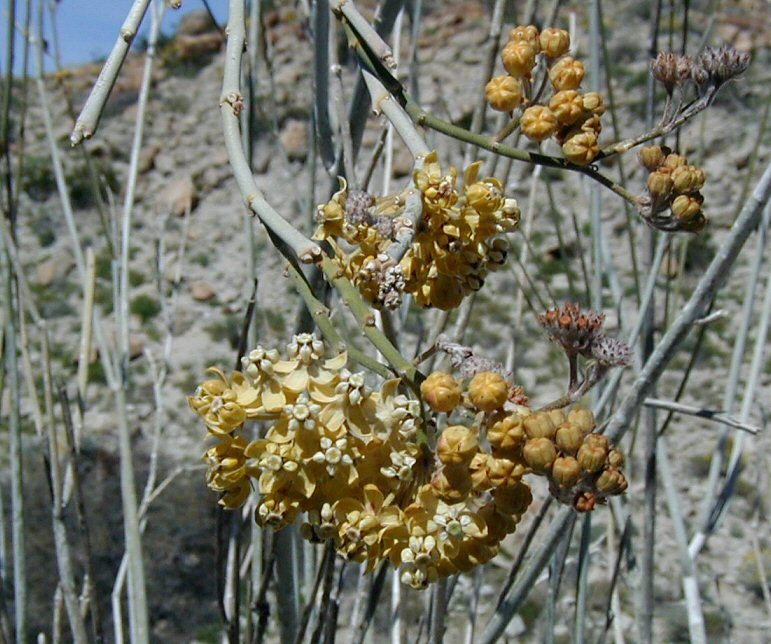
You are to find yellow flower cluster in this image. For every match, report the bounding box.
[314,153,520,310]
[484,25,605,165]
[190,338,627,588]
[639,145,707,232]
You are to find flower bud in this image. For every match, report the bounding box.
[428,273,465,310]
[485,75,525,112]
[596,468,628,494]
[521,105,558,142]
[478,503,512,543]
[555,422,585,454]
[217,402,247,429]
[567,408,596,433]
[523,436,557,473]
[466,179,504,215]
[523,411,557,440]
[663,153,687,169]
[582,91,606,115]
[487,457,527,488]
[577,438,608,473]
[468,371,509,413]
[469,451,492,490]
[647,169,674,199]
[539,27,570,58]
[547,409,566,426]
[671,165,705,193]
[431,464,473,503]
[607,449,625,468]
[508,25,540,50]
[421,371,462,413]
[493,481,533,515]
[549,56,585,91]
[639,145,666,171]
[502,41,537,78]
[437,425,479,466]
[562,131,599,165]
[552,456,582,487]
[671,194,702,222]
[549,90,585,125]
[488,413,526,456]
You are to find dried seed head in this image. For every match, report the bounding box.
[538,303,605,356]
[590,335,632,367]
[697,45,751,87]
[345,190,375,226]
[651,52,680,94]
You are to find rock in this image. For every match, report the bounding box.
[177,9,216,36]
[158,175,198,216]
[391,147,414,178]
[36,254,74,286]
[129,334,145,360]
[191,281,215,301]
[279,119,308,161]
[137,144,161,174]
[174,33,223,61]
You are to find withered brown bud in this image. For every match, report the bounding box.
[493,481,533,515]
[575,491,597,512]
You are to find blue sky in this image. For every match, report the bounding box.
[1,0,228,74]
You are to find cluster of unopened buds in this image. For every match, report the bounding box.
[190,330,628,588]
[314,152,520,310]
[484,25,605,165]
[637,145,707,232]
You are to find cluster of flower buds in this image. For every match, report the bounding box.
[314,152,520,310]
[484,25,605,165]
[191,334,628,589]
[651,45,750,99]
[638,145,707,232]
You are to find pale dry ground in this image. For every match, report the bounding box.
[5,0,771,641]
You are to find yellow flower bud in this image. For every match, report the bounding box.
[582,91,606,115]
[539,27,570,58]
[493,481,533,515]
[577,438,608,473]
[567,408,596,433]
[671,165,706,193]
[428,273,465,310]
[436,425,479,466]
[420,371,462,413]
[487,457,527,488]
[488,413,526,456]
[552,456,582,487]
[468,371,509,413]
[647,168,674,199]
[663,153,687,169]
[546,409,566,426]
[430,464,473,503]
[469,451,492,490]
[466,179,504,215]
[562,131,599,165]
[554,422,585,454]
[639,145,666,171]
[523,436,557,473]
[508,25,540,50]
[607,449,625,468]
[596,468,628,494]
[520,105,558,142]
[523,411,557,440]
[485,75,524,112]
[549,89,585,125]
[671,194,702,222]
[549,56,585,91]
[502,41,537,78]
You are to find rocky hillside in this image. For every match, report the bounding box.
[5,0,771,641]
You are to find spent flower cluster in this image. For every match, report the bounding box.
[485,25,606,165]
[315,152,520,310]
[190,332,628,587]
